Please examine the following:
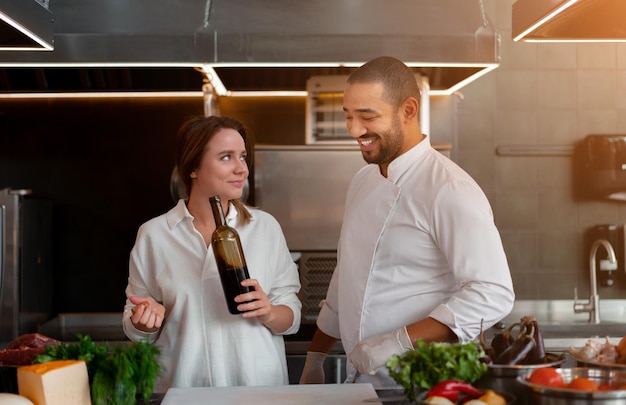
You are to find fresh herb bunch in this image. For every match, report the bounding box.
[35,334,162,405]
[386,339,488,402]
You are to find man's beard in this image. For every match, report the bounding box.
[361,117,404,165]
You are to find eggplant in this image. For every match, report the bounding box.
[520,315,546,364]
[494,324,536,365]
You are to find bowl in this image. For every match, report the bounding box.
[414,389,515,404]
[517,367,626,404]
[475,352,566,403]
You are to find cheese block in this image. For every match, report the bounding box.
[17,360,91,405]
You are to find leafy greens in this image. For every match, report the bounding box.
[35,334,162,405]
[386,339,488,402]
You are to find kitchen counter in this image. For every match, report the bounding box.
[161,383,381,405]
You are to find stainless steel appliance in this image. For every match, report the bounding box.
[254,145,365,323]
[254,145,364,383]
[305,74,431,144]
[0,188,54,344]
[254,145,366,253]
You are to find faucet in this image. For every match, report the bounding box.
[573,239,618,324]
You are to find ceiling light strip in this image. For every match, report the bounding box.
[513,0,579,42]
[0,91,309,99]
[522,38,626,43]
[0,62,497,97]
[435,64,499,96]
[0,91,203,99]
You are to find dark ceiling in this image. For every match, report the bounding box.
[0,66,480,93]
[0,68,203,92]
[0,67,353,92]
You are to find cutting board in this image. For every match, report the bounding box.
[161,383,382,405]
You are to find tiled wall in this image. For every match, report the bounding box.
[457,0,626,299]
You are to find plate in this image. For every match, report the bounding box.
[573,355,626,370]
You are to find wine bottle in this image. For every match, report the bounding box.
[209,195,253,314]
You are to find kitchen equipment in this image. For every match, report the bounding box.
[517,367,626,404]
[575,135,626,201]
[305,74,430,144]
[253,145,366,252]
[0,188,54,344]
[253,145,366,327]
[478,352,566,405]
[0,0,501,95]
[161,383,380,405]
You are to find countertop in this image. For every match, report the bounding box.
[161,383,381,405]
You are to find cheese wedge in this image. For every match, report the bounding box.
[17,360,91,405]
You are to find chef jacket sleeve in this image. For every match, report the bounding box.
[428,179,515,343]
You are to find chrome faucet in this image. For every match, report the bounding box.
[574,239,618,324]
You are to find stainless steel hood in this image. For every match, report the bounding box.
[0,0,500,93]
[513,0,626,42]
[0,0,53,51]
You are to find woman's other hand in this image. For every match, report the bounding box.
[129,295,165,333]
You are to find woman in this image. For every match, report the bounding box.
[122,115,301,392]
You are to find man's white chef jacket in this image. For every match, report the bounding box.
[317,136,515,387]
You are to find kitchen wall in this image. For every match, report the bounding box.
[460,0,626,299]
[1,0,625,317]
[0,97,204,313]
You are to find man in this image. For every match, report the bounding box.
[299,56,515,387]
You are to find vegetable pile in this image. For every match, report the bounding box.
[479,315,547,365]
[569,335,626,364]
[424,382,506,405]
[386,339,488,402]
[35,334,161,405]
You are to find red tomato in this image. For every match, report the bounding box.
[528,367,565,388]
[568,377,599,391]
[598,384,613,391]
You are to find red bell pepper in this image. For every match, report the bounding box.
[426,380,483,402]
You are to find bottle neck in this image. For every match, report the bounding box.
[209,196,226,228]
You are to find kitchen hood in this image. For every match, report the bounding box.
[513,0,626,42]
[0,0,54,51]
[0,0,500,94]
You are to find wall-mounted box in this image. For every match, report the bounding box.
[574,135,626,201]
